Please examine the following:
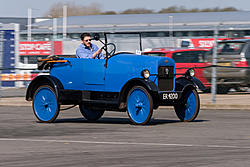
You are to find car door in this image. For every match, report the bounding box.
[82,59,106,85]
[50,58,106,91]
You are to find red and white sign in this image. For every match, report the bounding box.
[19,41,63,55]
[19,41,52,55]
[180,37,250,49]
[191,38,216,48]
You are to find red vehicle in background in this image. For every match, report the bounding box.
[143,47,210,91]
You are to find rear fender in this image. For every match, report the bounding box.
[26,75,64,101]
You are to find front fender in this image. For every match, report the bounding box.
[118,78,159,108]
[175,76,205,92]
[125,78,158,92]
[191,77,206,91]
[26,75,64,101]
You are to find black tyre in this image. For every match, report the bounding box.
[79,104,104,121]
[174,89,200,122]
[217,86,230,94]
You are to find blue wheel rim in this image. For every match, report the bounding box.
[33,87,58,122]
[183,91,197,121]
[127,88,151,124]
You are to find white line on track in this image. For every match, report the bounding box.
[0,138,250,149]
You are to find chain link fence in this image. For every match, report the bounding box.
[1,21,250,102]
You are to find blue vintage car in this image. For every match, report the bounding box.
[26,33,205,125]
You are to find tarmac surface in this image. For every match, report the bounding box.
[1,88,250,166]
[0,87,250,110]
[0,106,250,166]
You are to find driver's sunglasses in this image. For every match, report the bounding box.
[84,39,92,42]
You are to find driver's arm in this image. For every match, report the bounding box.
[93,48,103,59]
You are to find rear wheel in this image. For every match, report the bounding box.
[126,86,153,125]
[79,104,104,121]
[217,86,230,94]
[174,89,200,122]
[32,85,60,123]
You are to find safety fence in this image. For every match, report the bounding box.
[0,73,38,81]
[0,68,48,88]
[0,65,249,101]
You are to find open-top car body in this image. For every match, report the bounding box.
[26,32,205,125]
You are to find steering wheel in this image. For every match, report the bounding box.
[102,43,116,58]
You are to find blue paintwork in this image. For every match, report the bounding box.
[50,54,175,92]
[33,86,58,122]
[127,87,151,124]
[183,91,197,121]
[50,59,106,91]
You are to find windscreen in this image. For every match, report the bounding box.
[206,42,246,55]
[105,33,141,54]
[172,51,206,63]
[218,42,245,54]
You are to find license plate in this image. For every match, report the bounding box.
[162,93,179,100]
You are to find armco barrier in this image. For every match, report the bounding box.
[0,73,38,81]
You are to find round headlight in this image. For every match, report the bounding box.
[141,69,150,79]
[186,68,195,77]
[189,69,195,77]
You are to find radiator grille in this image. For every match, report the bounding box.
[158,66,174,91]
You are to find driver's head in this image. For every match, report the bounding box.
[81,33,92,47]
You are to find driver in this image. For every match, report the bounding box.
[76,33,104,59]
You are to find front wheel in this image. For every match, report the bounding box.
[126,86,153,125]
[79,104,104,121]
[174,89,200,122]
[32,85,60,123]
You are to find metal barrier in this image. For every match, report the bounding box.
[0,65,249,99]
[0,73,38,81]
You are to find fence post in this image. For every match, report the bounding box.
[168,16,174,47]
[0,30,3,97]
[63,5,67,40]
[27,8,32,41]
[14,24,20,87]
[211,25,219,104]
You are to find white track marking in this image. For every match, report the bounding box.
[0,138,250,149]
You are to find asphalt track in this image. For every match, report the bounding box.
[0,106,250,167]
